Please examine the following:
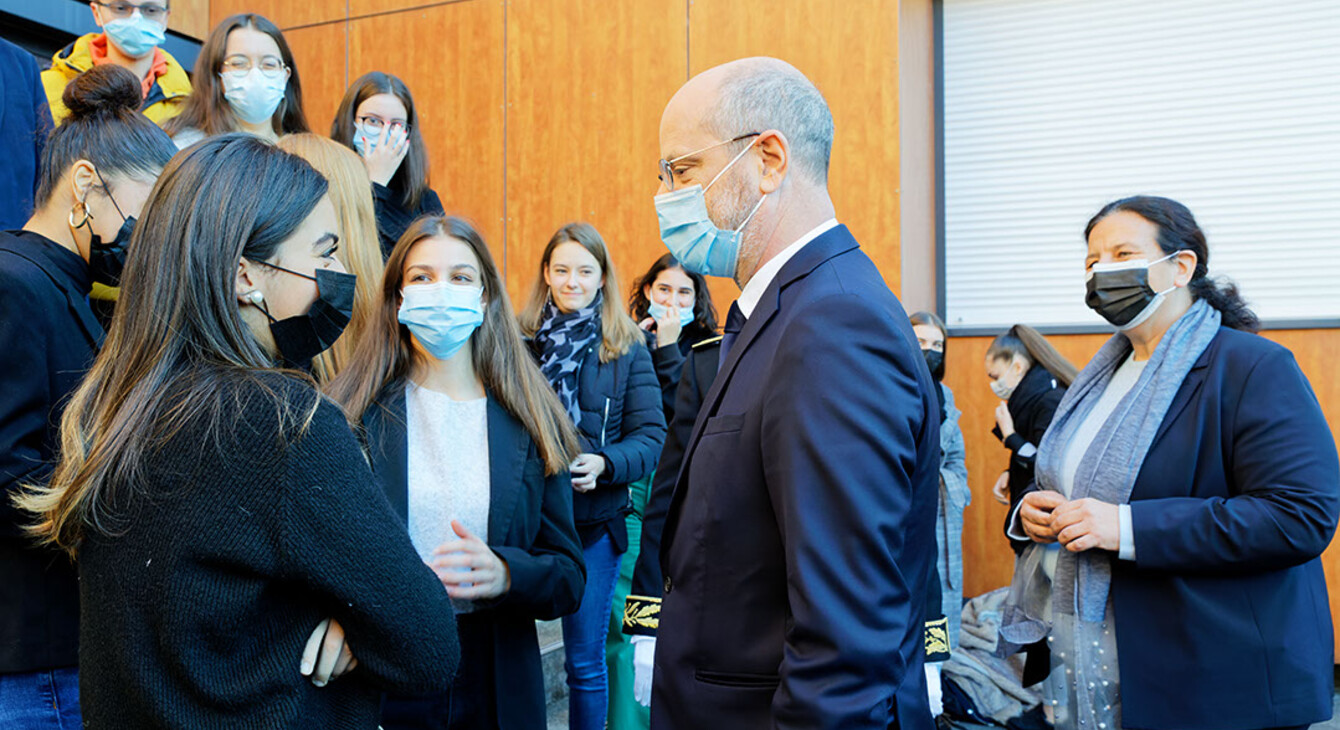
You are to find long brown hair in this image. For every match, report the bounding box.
[327,216,579,475]
[627,253,719,338]
[987,324,1079,387]
[276,133,383,382]
[16,134,330,556]
[518,222,643,363]
[330,71,430,211]
[163,14,310,138]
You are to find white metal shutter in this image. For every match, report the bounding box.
[941,0,1340,330]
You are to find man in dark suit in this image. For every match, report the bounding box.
[647,57,940,730]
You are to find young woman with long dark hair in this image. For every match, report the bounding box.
[329,215,585,729]
[627,253,719,423]
[331,72,445,258]
[17,134,458,727]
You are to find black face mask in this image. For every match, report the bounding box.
[86,168,133,287]
[248,262,357,366]
[921,348,945,382]
[1084,254,1176,330]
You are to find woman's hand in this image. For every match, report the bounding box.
[994,401,1016,439]
[991,471,1011,505]
[570,453,606,492]
[1051,498,1121,553]
[300,617,357,687]
[1019,490,1066,543]
[652,306,683,349]
[431,520,510,600]
[360,125,410,187]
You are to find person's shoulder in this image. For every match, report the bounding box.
[1207,326,1296,380]
[0,236,62,299]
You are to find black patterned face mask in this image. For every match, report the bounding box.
[246,262,357,366]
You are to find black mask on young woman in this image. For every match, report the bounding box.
[84,168,135,287]
[921,348,945,382]
[247,262,357,366]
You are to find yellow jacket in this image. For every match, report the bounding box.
[42,33,191,126]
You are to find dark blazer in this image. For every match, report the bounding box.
[652,225,940,730]
[992,364,1066,554]
[362,386,586,730]
[0,40,49,230]
[647,325,718,424]
[625,337,721,635]
[555,339,666,551]
[0,230,100,673]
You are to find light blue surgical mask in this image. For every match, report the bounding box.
[352,123,379,157]
[648,300,694,328]
[220,69,287,125]
[103,12,165,59]
[398,282,484,361]
[653,140,767,278]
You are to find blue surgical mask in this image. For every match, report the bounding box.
[653,141,767,278]
[648,300,694,328]
[352,123,379,157]
[103,12,165,59]
[220,69,287,125]
[398,282,484,361]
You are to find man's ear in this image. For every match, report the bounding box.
[755,129,790,195]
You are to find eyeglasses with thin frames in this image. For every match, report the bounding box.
[219,55,288,78]
[658,132,759,191]
[92,1,168,21]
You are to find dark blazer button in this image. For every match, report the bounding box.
[663,576,673,594]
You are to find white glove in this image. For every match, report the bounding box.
[925,662,943,717]
[632,635,656,707]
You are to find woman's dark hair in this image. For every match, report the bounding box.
[627,253,719,338]
[987,324,1079,388]
[18,134,329,555]
[35,65,176,207]
[1085,195,1259,333]
[331,72,430,210]
[164,14,310,138]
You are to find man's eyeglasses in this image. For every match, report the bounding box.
[93,1,168,21]
[658,132,759,191]
[220,55,287,78]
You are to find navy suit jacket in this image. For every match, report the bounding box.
[652,225,940,730]
[361,387,586,729]
[1109,327,1337,729]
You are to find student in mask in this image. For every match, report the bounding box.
[16,134,458,728]
[164,13,308,149]
[909,310,969,716]
[277,133,386,382]
[41,0,192,126]
[0,63,175,730]
[519,222,666,730]
[331,72,444,258]
[328,215,586,729]
[628,253,720,423]
[985,324,1077,554]
[1002,195,1338,730]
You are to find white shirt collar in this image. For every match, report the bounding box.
[736,219,839,318]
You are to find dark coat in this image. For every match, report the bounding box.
[361,387,586,730]
[993,364,1066,554]
[0,40,49,230]
[652,225,940,730]
[0,230,100,673]
[371,182,444,258]
[646,325,718,424]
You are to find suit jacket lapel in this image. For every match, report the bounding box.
[486,396,527,546]
[364,385,410,522]
[1149,344,1214,449]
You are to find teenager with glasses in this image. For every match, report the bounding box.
[164,13,309,148]
[41,0,193,126]
[332,72,445,258]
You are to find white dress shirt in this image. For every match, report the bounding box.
[735,218,839,318]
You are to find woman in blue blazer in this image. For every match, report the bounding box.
[1008,196,1339,730]
[329,216,585,730]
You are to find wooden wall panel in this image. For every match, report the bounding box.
[504,0,687,306]
[166,0,209,39]
[349,0,446,19]
[350,1,506,253]
[209,0,345,32]
[688,0,901,305]
[283,22,348,137]
[951,328,1340,656]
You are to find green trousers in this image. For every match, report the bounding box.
[606,474,652,729]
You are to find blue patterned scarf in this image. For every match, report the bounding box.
[534,292,603,426]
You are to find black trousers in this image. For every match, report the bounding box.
[381,613,496,730]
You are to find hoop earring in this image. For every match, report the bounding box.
[68,201,91,229]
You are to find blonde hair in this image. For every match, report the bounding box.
[518,222,643,363]
[276,133,383,382]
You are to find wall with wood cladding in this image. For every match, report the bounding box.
[205,0,899,309]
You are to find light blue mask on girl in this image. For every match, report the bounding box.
[653,140,767,279]
[647,300,694,328]
[220,69,287,125]
[103,13,166,59]
[398,282,485,361]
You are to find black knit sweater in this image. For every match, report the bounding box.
[77,373,458,729]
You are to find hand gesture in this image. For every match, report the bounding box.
[570,453,606,493]
[1051,498,1121,553]
[300,617,358,687]
[430,520,511,600]
[1019,490,1066,543]
[360,125,410,187]
[991,471,1010,505]
[994,401,1016,439]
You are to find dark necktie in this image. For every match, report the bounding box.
[719,301,746,370]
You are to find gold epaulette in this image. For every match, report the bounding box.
[623,594,661,636]
[692,335,724,350]
[924,616,950,662]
